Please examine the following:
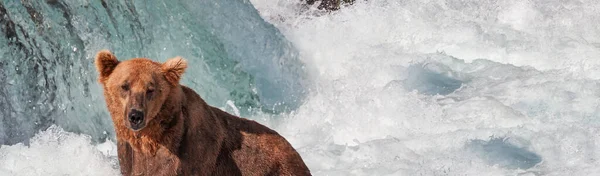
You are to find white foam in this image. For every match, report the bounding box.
[0,125,119,176]
[3,0,600,175]
[250,0,600,175]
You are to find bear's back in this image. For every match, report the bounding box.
[211,106,311,176]
[179,85,310,175]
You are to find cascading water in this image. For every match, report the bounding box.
[2,0,600,175]
[0,0,306,145]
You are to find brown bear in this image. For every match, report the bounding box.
[94,50,311,176]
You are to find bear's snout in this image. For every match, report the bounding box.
[128,109,145,130]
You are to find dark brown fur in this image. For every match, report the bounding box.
[95,50,311,176]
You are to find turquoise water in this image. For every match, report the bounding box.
[0,0,306,145]
[2,0,600,175]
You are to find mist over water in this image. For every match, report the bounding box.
[2,0,600,175]
[253,0,600,175]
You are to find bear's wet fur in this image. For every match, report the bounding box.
[95,50,311,176]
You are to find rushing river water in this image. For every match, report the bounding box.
[2,0,600,175]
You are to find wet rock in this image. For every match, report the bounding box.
[304,0,355,11]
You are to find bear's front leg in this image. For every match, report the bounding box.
[117,140,134,176]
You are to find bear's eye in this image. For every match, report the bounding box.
[147,88,155,96]
[121,84,130,91]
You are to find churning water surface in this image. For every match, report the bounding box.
[2,0,600,175]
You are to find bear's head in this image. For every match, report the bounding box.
[95,50,187,131]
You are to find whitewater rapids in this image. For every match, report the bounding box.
[2,0,600,175]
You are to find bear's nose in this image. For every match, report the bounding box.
[128,109,144,125]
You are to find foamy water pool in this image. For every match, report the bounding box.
[2,0,600,175]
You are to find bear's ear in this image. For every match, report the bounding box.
[95,50,119,84]
[161,56,187,85]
